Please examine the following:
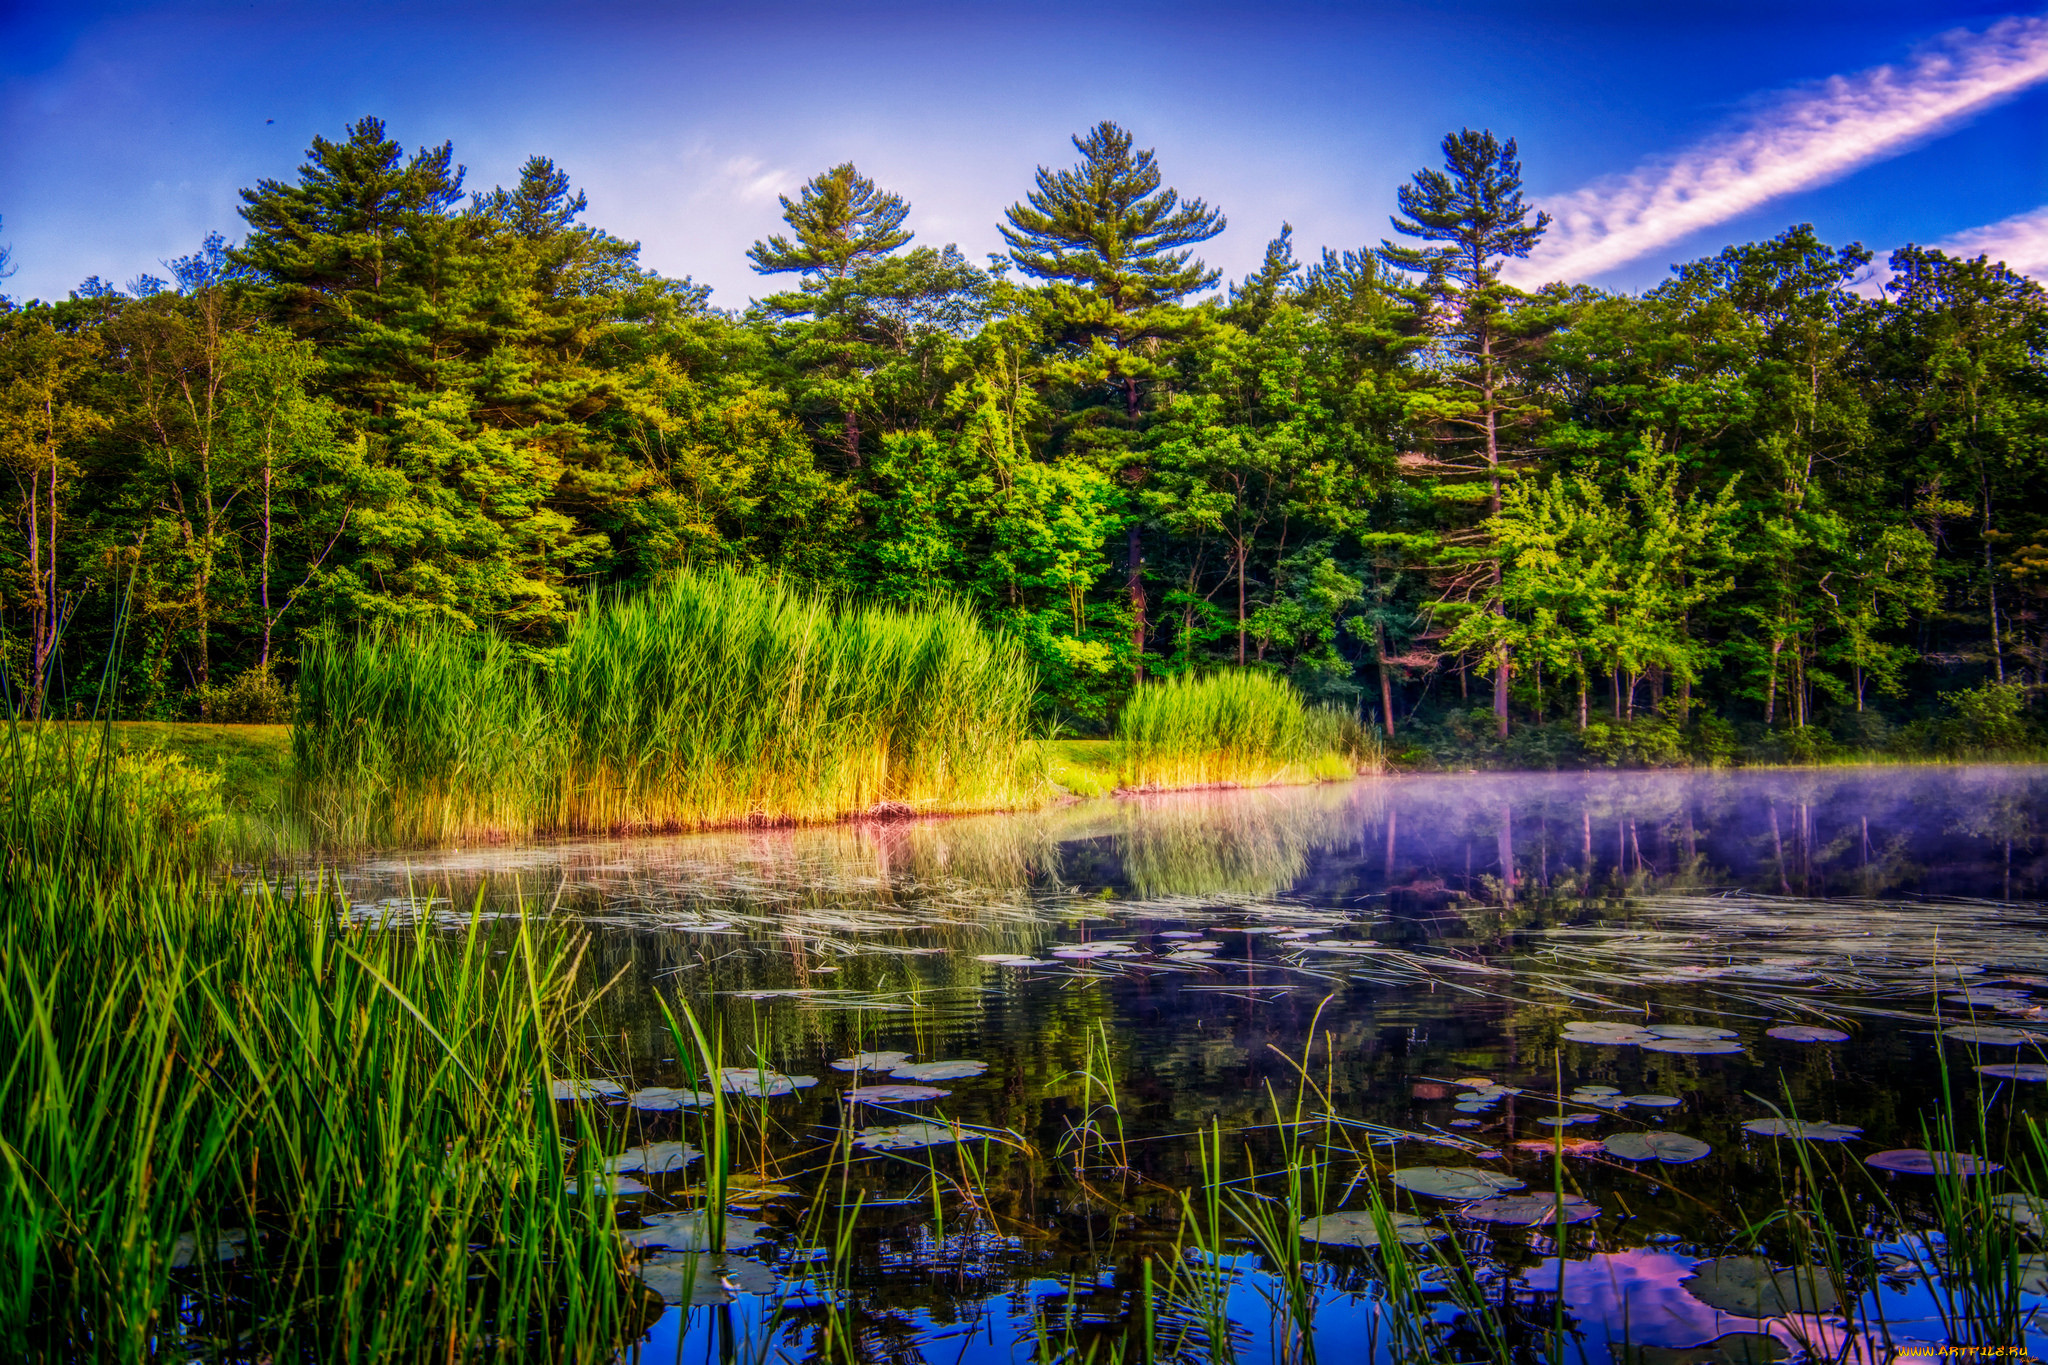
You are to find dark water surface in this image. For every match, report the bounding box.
[341,765,2048,1364]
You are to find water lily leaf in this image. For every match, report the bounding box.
[829,1052,911,1072]
[1511,1138,1605,1156]
[889,1060,987,1082]
[1453,1102,1495,1114]
[1452,1077,1494,1088]
[1389,1166,1526,1199]
[1943,1025,2045,1046]
[603,1141,700,1174]
[169,1229,247,1269]
[843,1083,949,1102]
[637,1253,776,1307]
[1602,1131,1712,1164]
[1646,1025,1740,1041]
[549,1078,625,1101]
[567,1174,650,1196]
[1741,1118,1861,1141]
[1863,1149,2003,1176]
[621,1210,769,1255]
[1625,1094,1683,1108]
[1536,1114,1603,1127]
[1979,1063,2048,1081]
[717,1069,818,1098]
[1680,1256,1841,1315]
[2017,1254,2048,1295]
[1624,1331,1788,1365]
[628,1086,716,1111]
[1449,1118,1482,1128]
[1051,944,1135,959]
[1765,1025,1849,1043]
[1298,1209,1445,1247]
[1641,1037,1745,1055]
[853,1122,970,1151]
[1562,1022,1660,1045]
[1457,1193,1598,1225]
[1990,1192,2048,1233]
[1571,1085,1622,1097]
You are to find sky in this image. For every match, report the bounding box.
[2,0,2045,308]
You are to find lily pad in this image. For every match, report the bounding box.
[1625,1332,1788,1365]
[843,1083,949,1102]
[1766,1025,1849,1043]
[1641,1037,1745,1055]
[567,1173,650,1196]
[1454,1101,1496,1114]
[1680,1256,1841,1315]
[549,1078,626,1101]
[829,1051,911,1072]
[1989,1192,2048,1233]
[1562,1022,1660,1045]
[1298,1209,1446,1247]
[1571,1085,1622,1097]
[1536,1113,1603,1127]
[169,1228,247,1269]
[603,1141,700,1174]
[637,1253,776,1307]
[628,1086,716,1111]
[1625,1094,1684,1108]
[889,1060,988,1082]
[1979,1063,2048,1081]
[1863,1149,2003,1176]
[1389,1166,1526,1200]
[717,1068,818,1098]
[622,1210,771,1254]
[1741,1118,1862,1142]
[1511,1137,1605,1156]
[1943,1025,2045,1046]
[2018,1254,2048,1296]
[1647,1025,1740,1041]
[1457,1193,1598,1225]
[1602,1131,1713,1164]
[853,1121,970,1151]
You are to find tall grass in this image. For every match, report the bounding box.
[1115,670,1379,790]
[293,567,1045,847]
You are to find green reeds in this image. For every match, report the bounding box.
[292,567,1046,847]
[1114,671,1379,791]
[0,863,633,1359]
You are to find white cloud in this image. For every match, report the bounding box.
[1934,203,2048,276]
[1507,15,2048,286]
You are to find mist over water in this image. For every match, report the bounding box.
[334,765,2048,1362]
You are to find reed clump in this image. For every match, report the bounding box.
[292,567,1045,847]
[1114,670,1379,790]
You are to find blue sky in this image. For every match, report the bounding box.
[2,0,2044,307]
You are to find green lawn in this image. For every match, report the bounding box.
[1042,738,1118,799]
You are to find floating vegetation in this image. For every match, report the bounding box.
[1680,1258,1841,1315]
[1601,1131,1712,1163]
[853,1122,971,1151]
[888,1060,988,1081]
[1741,1118,1863,1141]
[1298,1210,1446,1246]
[843,1084,949,1102]
[1942,1025,2046,1046]
[1863,1149,2003,1176]
[830,1051,912,1071]
[1389,1167,1525,1199]
[636,1254,777,1307]
[1766,1024,1850,1042]
[549,1077,625,1101]
[628,1086,716,1111]
[601,1141,700,1174]
[1458,1193,1599,1225]
[620,1211,772,1253]
[1978,1062,2048,1081]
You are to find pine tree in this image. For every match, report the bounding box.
[473,156,586,239]
[1379,129,1552,738]
[747,164,912,279]
[1000,121,1225,680]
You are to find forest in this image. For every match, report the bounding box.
[2,116,2044,765]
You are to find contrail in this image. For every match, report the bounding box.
[1507,15,2048,285]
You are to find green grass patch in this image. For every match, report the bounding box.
[1114,670,1381,790]
[294,567,1050,846]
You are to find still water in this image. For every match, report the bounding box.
[343,765,2048,1363]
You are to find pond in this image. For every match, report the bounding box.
[336,765,2048,1364]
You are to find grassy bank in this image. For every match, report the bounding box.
[294,568,1045,847]
[1115,669,1380,790]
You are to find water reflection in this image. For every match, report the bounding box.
[328,765,2048,1363]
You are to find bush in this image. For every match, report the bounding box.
[1936,681,2036,754]
[0,728,229,874]
[193,665,293,724]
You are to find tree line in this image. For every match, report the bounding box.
[2,116,2043,757]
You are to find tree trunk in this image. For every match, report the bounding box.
[1235,542,1247,666]
[1983,473,2003,683]
[1127,522,1144,685]
[843,407,861,470]
[1482,328,1508,739]
[1374,619,1395,739]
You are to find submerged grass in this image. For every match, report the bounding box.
[294,567,1047,847]
[1116,671,1380,791]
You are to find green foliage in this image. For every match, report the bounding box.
[293,566,1046,845]
[0,726,230,875]
[1115,669,1377,789]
